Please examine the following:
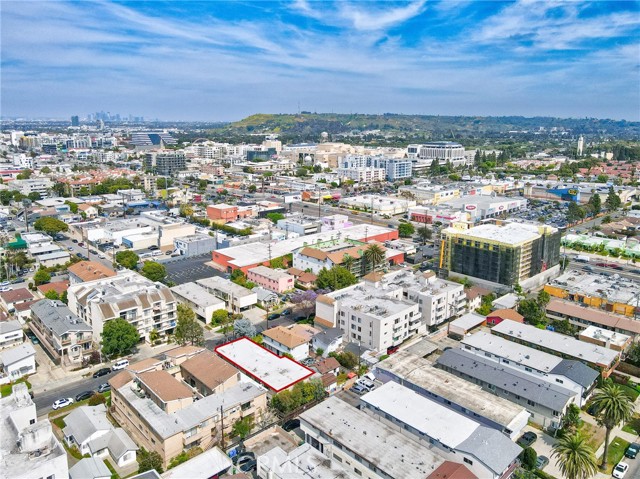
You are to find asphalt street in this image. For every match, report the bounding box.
[34,369,117,416]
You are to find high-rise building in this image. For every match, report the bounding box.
[143,150,186,175]
[71,115,80,126]
[577,135,584,156]
[440,221,561,285]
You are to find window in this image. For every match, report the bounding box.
[556,378,564,384]
[527,399,535,407]
[464,458,473,466]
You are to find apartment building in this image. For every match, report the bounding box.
[491,320,620,377]
[440,221,561,286]
[179,350,240,397]
[29,300,94,365]
[9,178,54,198]
[109,368,266,469]
[0,320,23,349]
[374,350,530,439]
[375,269,466,328]
[276,215,322,236]
[261,324,318,361]
[359,382,522,479]
[546,299,640,338]
[315,282,420,352]
[459,331,599,406]
[170,283,225,322]
[407,142,467,167]
[247,266,294,294]
[68,260,117,285]
[67,270,177,342]
[338,155,412,181]
[143,151,186,175]
[195,276,257,313]
[0,384,68,479]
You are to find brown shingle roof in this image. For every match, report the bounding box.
[297,272,317,284]
[37,281,69,296]
[547,299,640,334]
[138,370,193,402]
[427,461,478,479]
[129,358,160,373]
[298,247,328,261]
[321,373,337,388]
[0,288,33,304]
[316,357,340,374]
[180,350,238,390]
[109,370,133,391]
[164,345,204,359]
[488,309,524,322]
[68,261,116,282]
[14,299,41,312]
[263,326,308,349]
[465,285,492,301]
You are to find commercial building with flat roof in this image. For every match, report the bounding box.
[215,337,314,392]
[257,443,356,479]
[300,396,446,479]
[359,382,521,479]
[440,221,561,286]
[491,319,620,376]
[544,270,639,317]
[374,350,529,439]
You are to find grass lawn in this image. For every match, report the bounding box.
[103,458,120,479]
[599,436,630,474]
[619,383,640,401]
[578,421,605,451]
[622,415,640,435]
[52,415,67,429]
[0,377,32,397]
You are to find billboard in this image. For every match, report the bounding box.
[283,193,302,204]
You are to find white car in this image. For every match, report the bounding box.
[613,462,629,479]
[98,253,106,259]
[0,287,12,292]
[52,397,74,410]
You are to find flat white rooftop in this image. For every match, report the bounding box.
[492,320,620,367]
[215,338,313,392]
[444,222,556,245]
[580,326,630,348]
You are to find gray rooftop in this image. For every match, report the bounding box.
[30,300,91,337]
[259,443,355,479]
[0,342,36,367]
[492,320,620,367]
[550,360,600,389]
[87,428,138,460]
[0,320,22,335]
[69,457,111,479]
[328,283,418,319]
[375,350,529,430]
[436,348,576,412]
[300,396,444,479]
[196,276,255,298]
[170,283,225,308]
[63,404,111,445]
[360,382,521,475]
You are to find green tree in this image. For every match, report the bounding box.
[231,416,254,440]
[174,304,204,346]
[33,217,69,235]
[115,250,139,270]
[562,404,582,434]
[266,212,285,224]
[233,318,257,338]
[248,184,257,193]
[605,186,621,212]
[88,393,106,406]
[398,222,415,238]
[551,433,597,479]
[341,254,355,272]
[363,244,385,271]
[520,447,537,470]
[138,448,164,474]
[140,261,167,282]
[16,169,33,180]
[591,382,634,470]
[33,268,51,286]
[149,328,160,343]
[316,266,358,290]
[44,290,60,300]
[588,193,602,215]
[27,192,41,202]
[211,309,229,326]
[178,203,193,217]
[517,299,545,326]
[329,351,358,369]
[40,166,52,174]
[101,318,139,358]
[64,201,79,214]
[537,290,551,310]
[566,201,585,225]
[417,226,432,244]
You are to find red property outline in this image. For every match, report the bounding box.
[215,337,315,392]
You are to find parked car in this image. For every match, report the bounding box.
[239,459,257,472]
[357,378,376,391]
[625,443,640,459]
[93,368,111,378]
[75,390,94,401]
[111,359,129,371]
[0,286,12,292]
[52,397,74,410]
[78,242,85,247]
[282,419,300,432]
[148,245,159,251]
[517,431,538,448]
[71,239,78,243]
[98,253,106,259]
[267,313,281,320]
[535,455,549,470]
[613,462,629,479]
[351,383,369,395]
[97,383,111,393]
[233,451,256,466]
[281,308,292,316]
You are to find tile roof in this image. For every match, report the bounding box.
[138,370,193,402]
[427,461,478,479]
[37,281,69,296]
[263,326,308,349]
[547,299,640,334]
[68,261,117,282]
[488,309,524,322]
[179,350,238,391]
[0,288,33,304]
[316,357,340,374]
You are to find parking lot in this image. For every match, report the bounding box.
[163,254,224,284]
[508,199,568,228]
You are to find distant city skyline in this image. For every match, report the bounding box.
[2,1,639,121]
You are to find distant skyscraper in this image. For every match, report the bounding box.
[577,136,584,156]
[71,115,79,126]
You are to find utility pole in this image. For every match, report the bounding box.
[370,195,374,225]
[220,405,225,450]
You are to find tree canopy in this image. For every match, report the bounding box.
[101,318,139,357]
[398,222,415,238]
[115,250,139,270]
[33,217,69,235]
[174,304,203,346]
[605,186,621,212]
[316,265,358,291]
[140,261,167,282]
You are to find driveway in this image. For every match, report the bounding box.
[521,425,565,478]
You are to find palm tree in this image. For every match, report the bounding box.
[341,254,354,274]
[552,433,597,479]
[363,244,385,272]
[591,382,634,469]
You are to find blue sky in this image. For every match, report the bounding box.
[2,1,639,121]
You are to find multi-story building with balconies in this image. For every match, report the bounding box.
[67,270,177,343]
[29,300,94,365]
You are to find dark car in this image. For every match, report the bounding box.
[89,249,99,255]
[611,265,623,270]
[148,245,159,251]
[625,443,640,459]
[239,459,257,472]
[75,390,94,402]
[282,419,300,431]
[97,383,111,393]
[93,368,111,378]
[267,313,281,321]
[233,451,256,466]
[281,308,292,316]
[517,431,538,448]
[71,239,78,243]
[536,455,549,470]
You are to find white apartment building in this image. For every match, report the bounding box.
[195,276,257,313]
[67,270,177,342]
[170,283,225,322]
[339,194,416,215]
[9,178,54,198]
[339,155,412,181]
[407,142,468,167]
[336,167,386,184]
[315,282,420,352]
[375,269,467,327]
